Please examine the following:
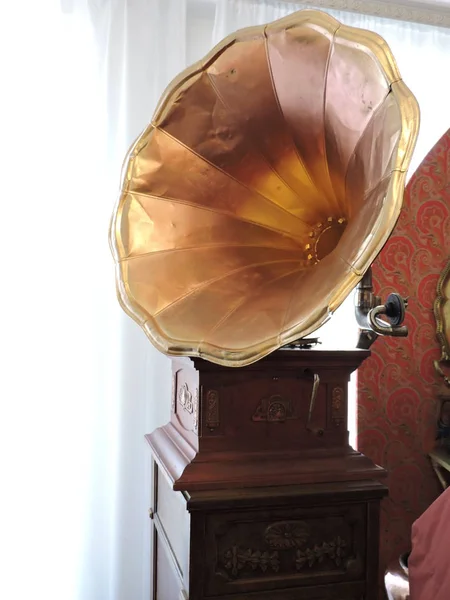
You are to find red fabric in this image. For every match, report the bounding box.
[409,486,450,599]
[358,130,450,572]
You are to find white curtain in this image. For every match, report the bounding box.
[0,1,204,599]
[1,1,449,599]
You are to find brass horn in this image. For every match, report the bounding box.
[110,9,419,367]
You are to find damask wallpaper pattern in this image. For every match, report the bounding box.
[358,129,450,569]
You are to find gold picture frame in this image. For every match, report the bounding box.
[434,258,450,385]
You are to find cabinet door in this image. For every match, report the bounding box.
[150,461,190,600]
[154,533,186,600]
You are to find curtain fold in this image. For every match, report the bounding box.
[1,2,191,599]
[69,3,194,598]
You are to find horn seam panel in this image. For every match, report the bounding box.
[343,88,391,201]
[204,64,316,213]
[200,265,305,345]
[279,264,312,339]
[152,38,238,122]
[153,258,304,317]
[153,126,314,230]
[321,25,345,216]
[123,189,306,241]
[119,243,302,263]
[263,25,320,197]
[362,169,394,204]
[120,193,301,260]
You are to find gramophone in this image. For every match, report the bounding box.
[110,10,419,600]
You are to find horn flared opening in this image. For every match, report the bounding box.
[110,9,419,366]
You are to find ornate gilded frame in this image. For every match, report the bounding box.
[434,258,450,385]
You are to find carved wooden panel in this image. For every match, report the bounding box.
[200,374,333,450]
[192,388,199,434]
[205,389,220,430]
[331,386,346,427]
[178,383,193,414]
[252,394,296,422]
[173,370,199,436]
[150,449,384,599]
[204,502,366,596]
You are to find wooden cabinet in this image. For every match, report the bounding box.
[150,466,386,599]
[147,350,388,599]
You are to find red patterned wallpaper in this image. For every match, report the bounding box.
[358,130,450,570]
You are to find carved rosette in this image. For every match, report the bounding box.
[265,521,309,549]
[206,390,220,431]
[252,395,295,423]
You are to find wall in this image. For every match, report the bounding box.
[358,129,450,569]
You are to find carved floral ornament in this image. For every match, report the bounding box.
[178,383,193,413]
[206,389,220,430]
[222,537,348,579]
[192,388,199,433]
[295,536,347,569]
[265,521,309,549]
[176,382,199,433]
[223,546,280,578]
[252,395,295,423]
[331,386,345,427]
[221,521,351,579]
[332,387,343,411]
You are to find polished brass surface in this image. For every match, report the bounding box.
[110,9,419,367]
[355,268,408,349]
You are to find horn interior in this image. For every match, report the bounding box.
[110,10,419,366]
